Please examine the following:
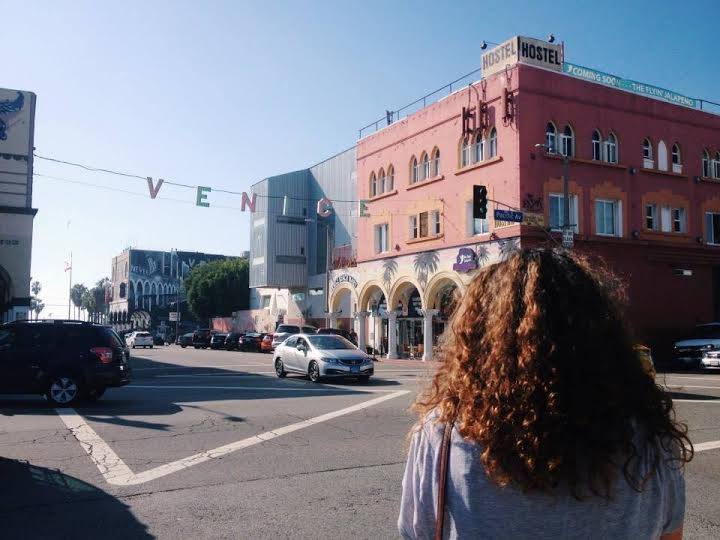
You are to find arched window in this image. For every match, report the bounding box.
[431,148,440,176]
[411,156,419,183]
[671,143,682,173]
[370,172,377,197]
[421,153,430,180]
[560,125,574,157]
[473,132,485,163]
[592,130,602,161]
[387,165,394,191]
[378,168,386,194]
[702,149,710,178]
[642,138,653,169]
[546,123,557,153]
[657,140,668,171]
[488,128,497,158]
[605,133,618,164]
[460,137,472,168]
[714,152,720,179]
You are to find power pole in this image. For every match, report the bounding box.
[67,252,72,319]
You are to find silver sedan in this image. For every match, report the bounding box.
[272,333,374,382]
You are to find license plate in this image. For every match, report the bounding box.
[351,366,359,373]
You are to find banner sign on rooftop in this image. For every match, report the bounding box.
[562,62,699,110]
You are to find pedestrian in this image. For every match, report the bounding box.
[399,248,692,540]
[349,328,358,346]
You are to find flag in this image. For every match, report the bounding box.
[64,261,72,272]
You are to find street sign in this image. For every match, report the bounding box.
[169,312,180,322]
[494,209,524,223]
[562,227,574,249]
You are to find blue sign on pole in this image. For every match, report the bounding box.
[494,209,524,222]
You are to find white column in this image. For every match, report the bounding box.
[421,309,439,362]
[355,311,368,351]
[325,310,341,329]
[386,311,399,359]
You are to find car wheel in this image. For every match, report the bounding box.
[181,345,186,348]
[275,358,287,378]
[358,375,370,383]
[46,375,83,407]
[150,345,153,349]
[308,361,321,383]
[82,387,106,401]
[132,344,136,349]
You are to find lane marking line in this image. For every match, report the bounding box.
[155,372,277,377]
[672,399,720,403]
[57,389,410,486]
[133,364,267,371]
[125,384,398,393]
[662,375,720,381]
[665,385,720,390]
[695,440,720,452]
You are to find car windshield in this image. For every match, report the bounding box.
[137,332,151,337]
[307,335,356,350]
[691,325,720,339]
[277,325,300,334]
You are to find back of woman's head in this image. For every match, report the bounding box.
[415,247,692,498]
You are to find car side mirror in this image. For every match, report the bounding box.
[296,343,306,352]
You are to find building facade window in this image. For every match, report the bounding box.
[604,133,618,164]
[378,168,386,195]
[466,201,489,235]
[431,148,440,176]
[657,140,668,171]
[714,152,720,179]
[473,133,485,163]
[645,204,657,230]
[461,137,471,168]
[411,156,419,183]
[671,143,682,173]
[595,199,621,236]
[374,223,389,253]
[707,212,720,245]
[643,138,653,168]
[488,128,497,158]
[370,172,377,197]
[546,123,557,153]
[409,210,441,239]
[387,165,394,191]
[421,153,430,180]
[672,207,686,233]
[702,150,710,178]
[560,125,574,157]
[548,193,579,232]
[592,130,602,161]
[261,295,271,308]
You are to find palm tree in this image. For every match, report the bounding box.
[499,238,520,260]
[413,251,439,290]
[70,283,88,320]
[476,245,490,266]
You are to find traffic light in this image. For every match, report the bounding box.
[473,185,488,219]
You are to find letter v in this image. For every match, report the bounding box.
[147,177,164,199]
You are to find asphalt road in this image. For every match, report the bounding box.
[1,346,719,539]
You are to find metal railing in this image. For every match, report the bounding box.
[358,68,482,140]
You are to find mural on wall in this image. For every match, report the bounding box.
[381,259,398,289]
[413,251,440,290]
[499,238,520,260]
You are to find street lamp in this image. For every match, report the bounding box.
[535,143,572,248]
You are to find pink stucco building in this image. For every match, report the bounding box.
[328,39,720,362]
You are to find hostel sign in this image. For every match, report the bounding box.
[482,36,563,78]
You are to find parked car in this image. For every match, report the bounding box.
[126,331,154,349]
[193,329,212,349]
[260,333,273,353]
[152,334,166,346]
[673,323,720,369]
[273,333,373,383]
[701,349,720,369]
[238,332,264,352]
[271,324,317,351]
[0,320,132,406]
[316,327,353,341]
[210,333,228,350]
[224,332,244,351]
[176,333,194,348]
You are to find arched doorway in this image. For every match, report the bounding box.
[358,282,388,355]
[390,281,423,359]
[425,274,463,350]
[328,284,355,330]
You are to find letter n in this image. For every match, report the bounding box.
[241,192,257,212]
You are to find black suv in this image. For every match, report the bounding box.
[0,320,132,406]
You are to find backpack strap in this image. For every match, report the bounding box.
[434,421,453,540]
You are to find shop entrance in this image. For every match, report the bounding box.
[397,288,423,358]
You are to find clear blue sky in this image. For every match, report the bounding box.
[4,0,718,312]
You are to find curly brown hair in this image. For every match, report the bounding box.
[413,247,692,498]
